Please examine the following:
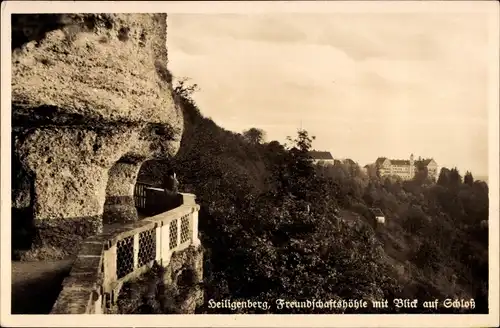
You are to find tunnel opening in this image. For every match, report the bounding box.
[134,159,182,217]
[102,157,144,225]
[11,130,37,259]
[102,158,182,224]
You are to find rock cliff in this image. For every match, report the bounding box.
[11,14,182,259]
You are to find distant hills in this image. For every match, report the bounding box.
[475,175,488,184]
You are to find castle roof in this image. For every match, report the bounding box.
[391,159,411,166]
[308,151,334,160]
[416,158,434,166]
[375,156,436,167]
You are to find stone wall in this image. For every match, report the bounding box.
[11,14,182,259]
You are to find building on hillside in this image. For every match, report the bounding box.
[369,207,386,225]
[374,154,438,180]
[308,151,334,165]
[416,158,439,180]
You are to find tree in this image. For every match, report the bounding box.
[242,128,266,145]
[413,159,429,185]
[284,129,316,191]
[437,167,450,187]
[365,164,378,179]
[266,140,285,152]
[286,129,315,153]
[464,171,474,186]
[414,167,428,184]
[449,167,462,187]
[173,77,200,104]
[268,129,317,200]
[403,206,428,236]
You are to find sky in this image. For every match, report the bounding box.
[166,11,493,177]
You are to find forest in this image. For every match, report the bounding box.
[133,80,489,314]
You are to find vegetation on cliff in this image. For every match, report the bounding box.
[137,79,489,314]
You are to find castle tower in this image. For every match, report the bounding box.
[410,153,415,178]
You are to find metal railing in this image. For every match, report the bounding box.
[134,181,156,209]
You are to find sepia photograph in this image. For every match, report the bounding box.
[1,1,499,327]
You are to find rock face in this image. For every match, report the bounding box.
[11,14,182,259]
[162,246,204,313]
[113,246,204,314]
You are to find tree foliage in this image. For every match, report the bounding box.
[173,77,200,104]
[464,171,474,186]
[242,127,266,145]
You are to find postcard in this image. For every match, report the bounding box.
[1,1,499,327]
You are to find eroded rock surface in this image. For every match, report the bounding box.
[164,246,204,313]
[12,14,182,259]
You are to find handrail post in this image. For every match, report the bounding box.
[133,234,139,269]
[191,207,201,247]
[155,223,162,264]
[102,243,117,305]
[161,221,171,265]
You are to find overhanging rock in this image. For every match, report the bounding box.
[12,14,183,259]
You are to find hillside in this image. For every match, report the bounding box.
[137,83,489,314]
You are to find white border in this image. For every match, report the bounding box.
[1,1,499,327]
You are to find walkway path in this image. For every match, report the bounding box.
[11,210,151,314]
[11,259,75,314]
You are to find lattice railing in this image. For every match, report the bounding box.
[180,214,191,244]
[111,208,198,284]
[51,191,200,315]
[116,236,134,279]
[100,198,200,310]
[169,218,178,249]
[138,229,156,267]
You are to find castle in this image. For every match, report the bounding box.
[374,154,438,180]
[308,151,335,165]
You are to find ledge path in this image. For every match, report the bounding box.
[11,259,75,314]
[11,212,150,314]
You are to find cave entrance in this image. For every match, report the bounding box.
[102,158,144,225]
[134,160,181,217]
